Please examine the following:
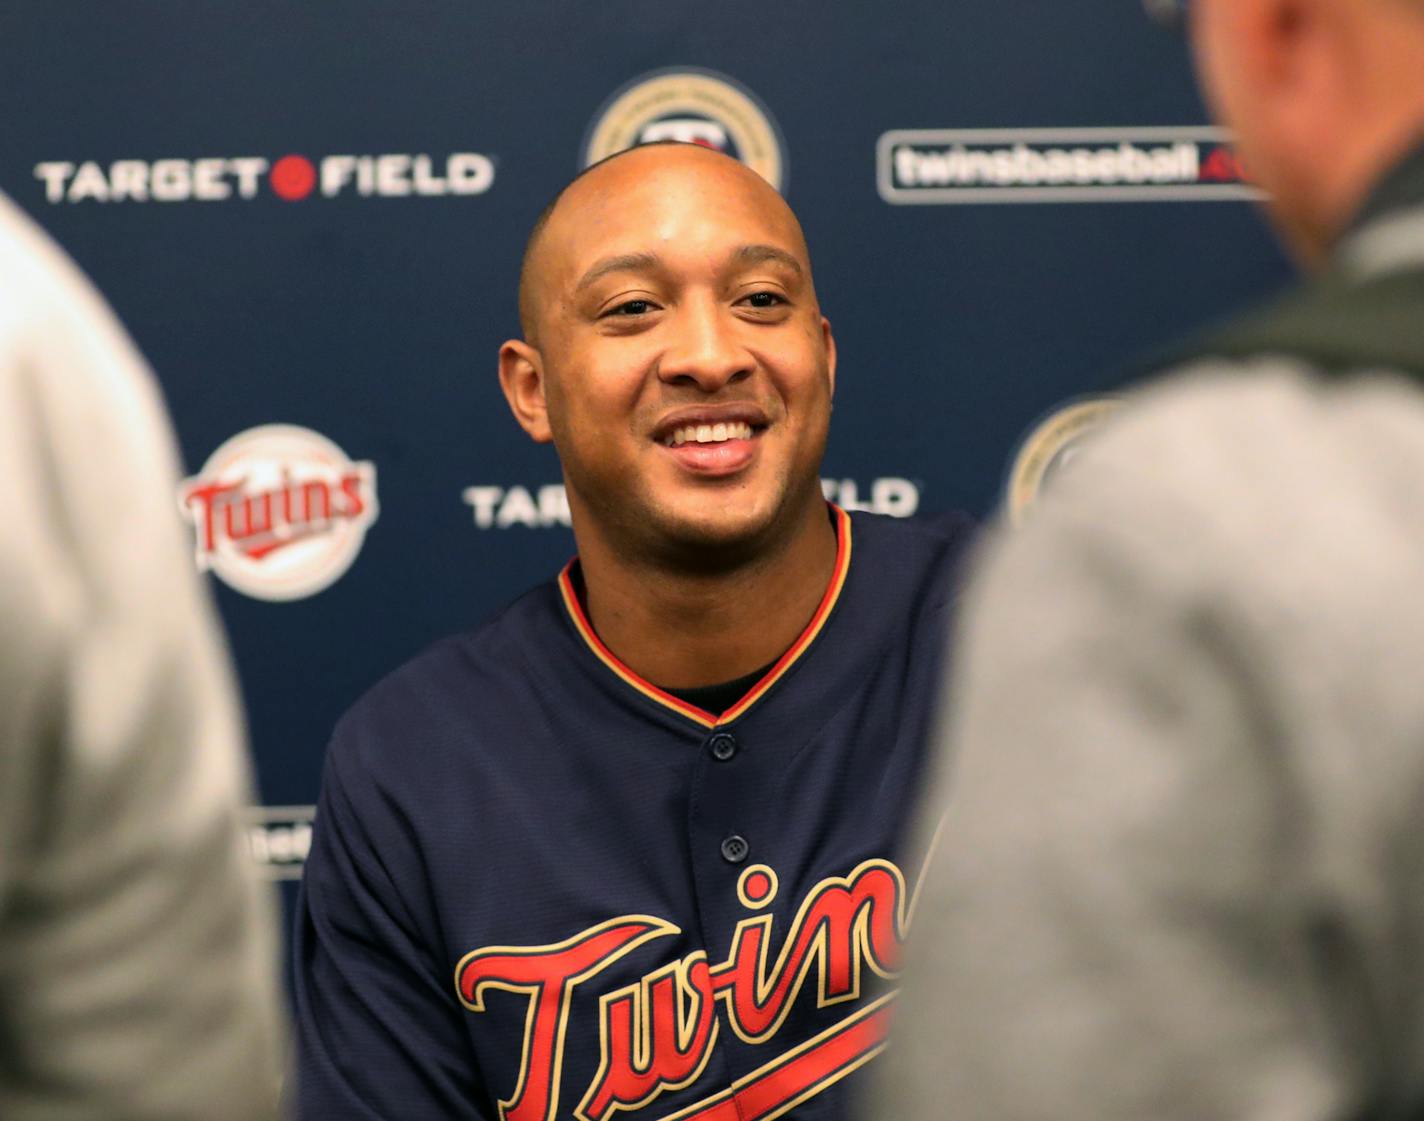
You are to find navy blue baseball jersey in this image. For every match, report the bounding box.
[295,505,975,1121]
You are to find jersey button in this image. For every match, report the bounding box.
[708,732,739,762]
[721,835,750,864]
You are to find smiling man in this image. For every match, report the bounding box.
[294,142,974,1121]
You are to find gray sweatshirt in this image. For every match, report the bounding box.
[877,151,1424,1121]
[0,192,287,1120]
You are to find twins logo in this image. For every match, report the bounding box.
[455,859,908,1121]
[178,424,378,601]
[582,68,788,193]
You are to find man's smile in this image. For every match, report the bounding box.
[652,404,770,477]
[663,420,754,447]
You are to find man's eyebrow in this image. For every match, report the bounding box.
[733,244,804,276]
[574,252,663,293]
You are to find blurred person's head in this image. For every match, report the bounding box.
[1188,0,1424,266]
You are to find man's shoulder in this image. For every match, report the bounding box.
[846,507,977,584]
[847,507,976,555]
[1099,241,1424,528]
[1119,357,1424,468]
[840,508,978,628]
[327,578,566,770]
[1020,360,1424,599]
[1132,258,1424,389]
[0,192,140,367]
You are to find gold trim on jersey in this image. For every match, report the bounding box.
[558,506,853,728]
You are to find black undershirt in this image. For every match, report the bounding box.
[662,661,777,717]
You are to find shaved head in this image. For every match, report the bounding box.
[517,143,809,342]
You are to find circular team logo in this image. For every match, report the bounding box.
[582,68,787,192]
[1004,397,1122,525]
[178,424,379,602]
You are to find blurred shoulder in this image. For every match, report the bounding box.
[990,357,1424,607]
[1071,358,1424,519]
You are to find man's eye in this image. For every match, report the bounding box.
[742,292,785,308]
[608,299,655,316]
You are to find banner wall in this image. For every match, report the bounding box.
[1,1,1293,924]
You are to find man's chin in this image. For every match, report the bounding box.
[640,496,787,565]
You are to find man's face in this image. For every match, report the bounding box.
[518,147,836,558]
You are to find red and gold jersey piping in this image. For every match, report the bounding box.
[557,506,853,730]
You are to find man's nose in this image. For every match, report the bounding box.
[656,300,754,392]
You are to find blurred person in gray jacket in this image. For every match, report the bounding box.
[878,0,1424,1119]
[0,191,286,1119]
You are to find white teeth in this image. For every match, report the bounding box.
[665,421,755,447]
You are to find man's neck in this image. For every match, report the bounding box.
[1316,121,1423,255]
[575,499,839,691]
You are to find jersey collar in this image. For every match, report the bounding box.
[557,504,853,730]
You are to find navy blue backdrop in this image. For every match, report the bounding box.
[2,0,1292,929]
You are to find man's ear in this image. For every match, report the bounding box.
[498,340,554,444]
[1248,0,1322,97]
[821,316,837,401]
